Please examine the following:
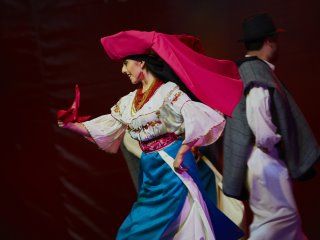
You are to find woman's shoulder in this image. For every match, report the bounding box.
[111,90,136,119]
[160,81,191,100]
[156,81,179,96]
[161,81,178,90]
[119,89,136,104]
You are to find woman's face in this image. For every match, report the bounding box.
[122,59,145,84]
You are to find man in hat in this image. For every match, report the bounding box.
[222,13,319,239]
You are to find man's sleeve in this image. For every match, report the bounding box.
[246,86,281,152]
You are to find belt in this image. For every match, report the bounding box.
[139,132,178,153]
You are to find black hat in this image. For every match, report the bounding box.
[239,13,285,42]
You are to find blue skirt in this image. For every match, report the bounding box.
[116,140,243,240]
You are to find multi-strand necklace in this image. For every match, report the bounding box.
[132,79,163,114]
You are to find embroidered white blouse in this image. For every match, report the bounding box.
[82,82,225,153]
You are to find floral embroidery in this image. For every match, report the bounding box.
[171,91,182,104]
[127,120,162,133]
[143,120,162,129]
[113,104,120,113]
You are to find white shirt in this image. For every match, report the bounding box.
[245,56,281,151]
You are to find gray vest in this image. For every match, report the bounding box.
[223,57,320,200]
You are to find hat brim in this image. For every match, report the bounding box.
[238,27,285,42]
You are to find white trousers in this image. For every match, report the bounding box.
[247,147,307,240]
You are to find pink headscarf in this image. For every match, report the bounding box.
[101,30,243,116]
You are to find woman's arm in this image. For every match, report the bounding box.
[160,87,225,173]
[58,92,130,153]
[58,121,90,137]
[173,140,196,173]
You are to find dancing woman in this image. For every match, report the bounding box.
[59,30,243,239]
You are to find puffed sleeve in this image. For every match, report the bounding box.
[182,101,225,146]
[82,114,126,153]
[160,87,226,147]
[82,92,134,153]
[246,86,281,152]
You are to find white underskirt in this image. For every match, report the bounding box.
[159,150,216,240]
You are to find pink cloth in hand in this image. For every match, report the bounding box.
[57,84,91,124]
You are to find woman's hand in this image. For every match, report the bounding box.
[58,120,69,128]
[57,121,90,137]
[173,153,188,174]
[173,140,199,173]
[174,142,194,174]
[191,146,203,162]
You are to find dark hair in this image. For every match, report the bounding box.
[125,53,200,101]
[244,38,265,51]
[244,34,278,51]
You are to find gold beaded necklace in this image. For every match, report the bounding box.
[131,79,162,114]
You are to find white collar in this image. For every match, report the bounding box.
[245,55,275,71]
